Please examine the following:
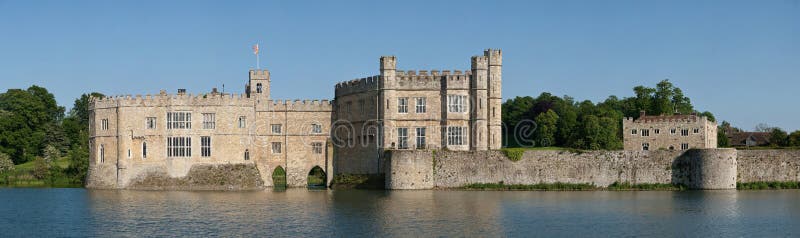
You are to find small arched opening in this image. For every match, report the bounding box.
[272,166,287,189]
[99,144,105,163]
[307,166,327,189]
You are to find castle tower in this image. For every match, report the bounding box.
[247,69,271,101]
[380,56,396,78]
[379,56,396,149]
[470,55,489,151]
[485,49,503,149]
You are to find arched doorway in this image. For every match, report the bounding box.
[272,166,287,189]
[307,166,326,189]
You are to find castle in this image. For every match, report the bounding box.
[622,111,717,151]
[87,49,502,188]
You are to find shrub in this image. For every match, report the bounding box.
[32,157,50,180]
[607,181,686,190]
[501,148,526,162]
[0,153,13,173]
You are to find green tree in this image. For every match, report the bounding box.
[66,145,89,183]
[0,152,13,184]
[789,131,800,147]
[502,96,535,147]
[699,111,716,122]
[0,86,64,164]
[62,92,104,183]
[44,144,60,164]
[0,152,13,173]
[32,157,50,180]
[534,109,559,147]
[769,128,789,147]
[717,125,730,148]
[499,80,706,151]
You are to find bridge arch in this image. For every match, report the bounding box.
[307,165,327,188]
[272,166,287,189]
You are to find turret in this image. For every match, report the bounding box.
[470,55,490,150]
[380,56,396,78]
[247,69,271,102]
[485,49,503,150]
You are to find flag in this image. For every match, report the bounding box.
[253,44,259,55]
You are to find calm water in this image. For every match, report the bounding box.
[2,189,800,237]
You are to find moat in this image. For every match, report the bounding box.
[2,189,800,237]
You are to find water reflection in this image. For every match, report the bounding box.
[2,189,800,237]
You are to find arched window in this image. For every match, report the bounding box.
[256,83,263,93]
[244,149,250,161]
[142,142,147,159]
[99,145,105,163]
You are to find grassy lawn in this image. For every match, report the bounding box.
[1,157,79,188]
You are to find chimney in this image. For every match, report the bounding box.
[639,110,646,118]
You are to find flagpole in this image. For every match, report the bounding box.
[254,43,261,69]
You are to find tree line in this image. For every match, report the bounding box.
[0,85,102,184]
[501,79,715,150]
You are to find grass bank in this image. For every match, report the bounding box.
[737,181,800,190]
[606,182,686,191]
[462,181,685,191]
[0,158,82,188]
[463,182,597,191]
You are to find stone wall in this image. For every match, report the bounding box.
[430,150,682,188]
[87,163,264,190]
[384,150,434,189]
[384,148,784,190]
[737,150,800,183]
[126,164,264,190]
[671,148,737,189]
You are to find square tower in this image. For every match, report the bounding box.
[247,69,271,101]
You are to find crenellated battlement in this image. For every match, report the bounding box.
[484,48,502,66]
[249,69,270,80]
[89,92,257,109]
[334,75,381,95]
[395,69,472,76]
[624,115,710,124]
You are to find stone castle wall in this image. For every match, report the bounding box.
[332,49,503,175]
[385,148,793,190]
[416,150,683,188]
[737,150,800,183]
[87,70,333,190]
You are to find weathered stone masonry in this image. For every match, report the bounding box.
[87,49,503,189]
[87,70,333,189]
[384,149,800,190]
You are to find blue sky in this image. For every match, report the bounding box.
[1,0,798,131]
